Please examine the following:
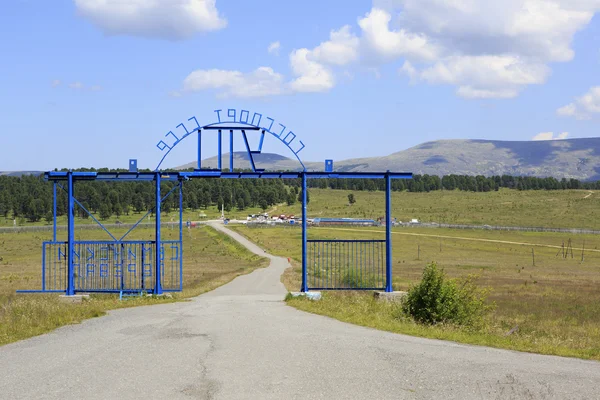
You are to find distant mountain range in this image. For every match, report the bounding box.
[0,171,42,177]
[177,138,600,181]
[5,138,600,180]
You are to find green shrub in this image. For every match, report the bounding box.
[401,262,492,327]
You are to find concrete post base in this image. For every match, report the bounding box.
[373,291,407,302]
[58,294,90,304]
[289,292,322,301]
[145,293,173,299]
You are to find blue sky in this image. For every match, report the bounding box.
[1,0,599,171]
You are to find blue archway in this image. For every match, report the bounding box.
[153,108,306,172]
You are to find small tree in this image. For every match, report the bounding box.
[236,197,245,211]
[348,193,356,205]
[259,198,268,211]
[99,204,111,220]
[286,192,296,206]
[297,189,310,204]
[44,210,53,224]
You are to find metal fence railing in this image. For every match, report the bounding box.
[41,240,182,293]
[306,239,386,290]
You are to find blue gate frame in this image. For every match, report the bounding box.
[17,110,412,296]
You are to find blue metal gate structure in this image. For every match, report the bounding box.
[17,108,411,296]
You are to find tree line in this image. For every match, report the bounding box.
[0,171,296,223]
[306,174,596,193]
[1,170,599,222]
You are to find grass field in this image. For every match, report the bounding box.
[3,188,600,230]
[0,225,268,346]
[231,224,600,360]
[3,187,600,357]
[257,188,600,229]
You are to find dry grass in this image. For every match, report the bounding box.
[248,188,600,229]
[0,225,268,346]
[231,225,600,360]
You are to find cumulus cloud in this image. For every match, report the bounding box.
[402,55,550,98]
[268,41,281,55]
[557,86,600,119]
[381,1,600,97]
[358,8,439,62]
[532,132,570,141]
[289,49,335,93]
[177,1,600,98]
[182,67,285,98]
[282,2,600,98]
[310,25,360,66]
[388,0,597,63]
[74,0,227,40]
[286,25,358,93]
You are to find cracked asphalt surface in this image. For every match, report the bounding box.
[1,223,599,399]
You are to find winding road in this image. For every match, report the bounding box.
[1,223,599,399]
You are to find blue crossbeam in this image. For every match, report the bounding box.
[46,171,413,181]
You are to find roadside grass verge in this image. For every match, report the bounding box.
[286,293,600,360]
[231,225,600,360]
[0,225,268,346]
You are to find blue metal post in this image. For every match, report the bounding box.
[67,172,75,296]
[301,172,308,292]
[385,172,393,292]
[179,181,183,290]
[197,130,202,169]
[218,130,222,170]
[229,130,234,171]
[154,172,163,295]
[42,245,46,291]
[52,181,57,242]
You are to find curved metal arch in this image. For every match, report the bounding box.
[154,119,306,171]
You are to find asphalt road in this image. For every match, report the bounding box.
[1,223,599,399]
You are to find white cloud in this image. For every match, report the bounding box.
[69,82,84,90]
[51,79,61,87]
[268,41,281,55]
[402,55,550,98]
[557,103,577,117]
[557,86,600,119]
[289,49,335,93]
[310,25,359,66]
[176,1,600,99]
[358,8,439,62]
[182,67,285,98]
[382,1,600,97]
[280,1,599,99]
[383,0,598,62]
[532,132,570,140]
[74,0,227,40]
[285,25,358,93]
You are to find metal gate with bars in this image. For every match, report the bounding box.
[40,241,182,293]
[307,240,386,290]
